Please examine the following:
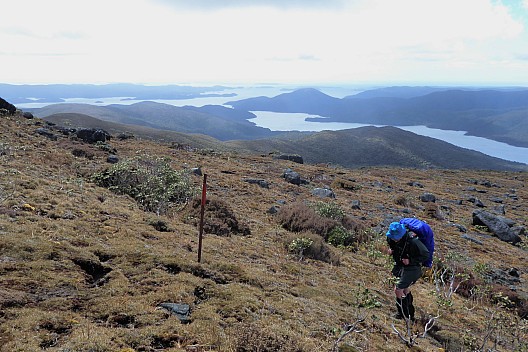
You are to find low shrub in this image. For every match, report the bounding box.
[312,201,345,221]
[277,202,367,251]
[285,232,340,265]
[92,155,196,215]
[184,196,251,236]
[277,202,338,239]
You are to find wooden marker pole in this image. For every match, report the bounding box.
[198,173,207,263]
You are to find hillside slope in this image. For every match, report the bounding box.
[42,111,527,171]
[227,126,528,171]
[30,102,277,141]
[0,111,527,351]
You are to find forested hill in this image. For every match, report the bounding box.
[227,87,528,147]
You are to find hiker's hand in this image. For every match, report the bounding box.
[402,258,410,265]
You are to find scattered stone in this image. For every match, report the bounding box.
[468,196,485,208]
[311,187,335,198]
[267,206,279,214]
[350,200,361,210]
[452,223,467,232]
[75,128,111,144]
[274,153,303,164]
[472,209,521,244]
[493,205,506,215]
[35,127,57,140]
[419,193,436,202]
[191,167,202,176]
[243,178,269,188]
[407,181,424,188]
[107,155,119,164]
[461,234,483,245]
[490,197,504,203]
[22,112,34,119]
[283,168,301,185]
[116,132,135,140]
[157,303,191,323]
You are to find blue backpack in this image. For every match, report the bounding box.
[400,218,435,267]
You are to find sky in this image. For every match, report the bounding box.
[2,0,528,86]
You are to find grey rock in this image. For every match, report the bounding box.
[472,209,521,244]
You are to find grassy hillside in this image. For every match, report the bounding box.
[44,112,228,150]
[0,111,527,351]
[227,127,528,171]
[31,102,276,141]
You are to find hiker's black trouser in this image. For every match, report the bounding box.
[396,292,415,319]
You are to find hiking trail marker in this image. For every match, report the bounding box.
[198,174,207,263]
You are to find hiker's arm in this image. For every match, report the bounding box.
[409,239,429,266]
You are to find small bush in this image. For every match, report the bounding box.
[184,196,251,236]
[327,226,352,247]
[277,202,339,239]
[92,155,196,215]
[285,232,340,265]
[313,201,345,221]
[288,237,314,260]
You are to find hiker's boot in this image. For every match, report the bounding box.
[402,295,415,322]
[394,298,404,319]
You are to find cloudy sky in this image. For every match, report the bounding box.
[2,0,528,86]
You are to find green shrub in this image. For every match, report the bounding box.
[92,155,196,215]
[284,232,340,265]
[288,237,314,260]
[313,201,345,221]
[327,226,352,247]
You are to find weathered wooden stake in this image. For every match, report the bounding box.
[198,173,207,263]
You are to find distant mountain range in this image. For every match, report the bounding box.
[0,83,233,104]
[5,83,528,170]
[29,102,276,141]
[38,108,527,171]
[227,87,528,147]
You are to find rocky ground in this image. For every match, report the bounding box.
[0,110,526,351]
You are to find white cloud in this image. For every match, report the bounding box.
[1,0,527,85]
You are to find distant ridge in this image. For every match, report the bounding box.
[226,126,527,171]
[35,100,527,171]
[31,102,277,141]
[228,87,528,147]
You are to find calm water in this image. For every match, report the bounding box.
[249,111,528,165]
[15,85,528,165]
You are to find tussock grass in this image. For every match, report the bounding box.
[0,112,527,351]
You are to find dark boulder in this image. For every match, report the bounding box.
[35,128,57,140]
[420,193,436,202]
[76,128,111,144]
[0,97,16,115]
[243,178,269,189]
[283,168,301,185]
[472,209,521,244]
[274,153,304,164]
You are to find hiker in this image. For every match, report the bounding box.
[386,221,430,321]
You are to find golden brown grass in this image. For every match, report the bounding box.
[0,112,527,351]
